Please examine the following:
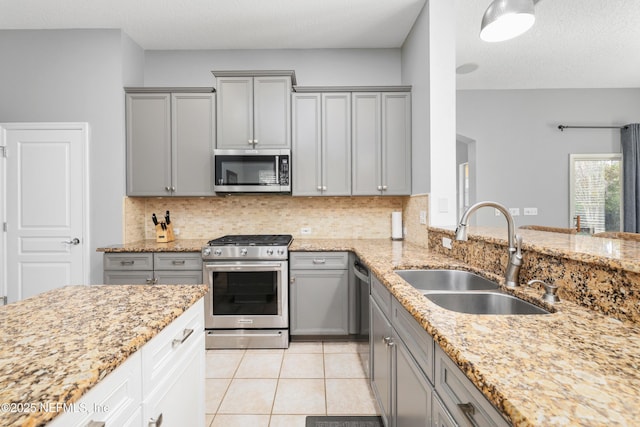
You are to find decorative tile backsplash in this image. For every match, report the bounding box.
[124,195,429,245]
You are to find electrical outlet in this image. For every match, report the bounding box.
[524,207,538,216]
[509,208,520,216]
[442,237,452,249]
[419,210,427,225]
[173,227,180,236]
[300,227,312,235]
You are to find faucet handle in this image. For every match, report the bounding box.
[515,235,523,258]
[527,279,560,304]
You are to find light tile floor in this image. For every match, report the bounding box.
[205,340,379,427]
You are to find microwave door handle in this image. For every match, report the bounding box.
[275,155,280,184]
[204,263,284,272]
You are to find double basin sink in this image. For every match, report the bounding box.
[395,269,550,315]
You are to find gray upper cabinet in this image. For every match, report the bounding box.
[292,93,351,196]
[216,74,292,149]
[126,90,215,196]
[352,92,411,196]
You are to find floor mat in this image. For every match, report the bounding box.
[305,416,383,427]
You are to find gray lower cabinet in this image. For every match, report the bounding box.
[104,252,203,285]
[292,92,351,196]
[125,91,216,196]
[215,75,291,149]
[352,92,411,195]
[370,273,510,427]
[289,252,350,335]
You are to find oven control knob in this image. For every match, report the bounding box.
[202,248,211,257]
[266,248,274,256]
[214,249,223,256]
[277,249,285,256]
[240,248,248,256]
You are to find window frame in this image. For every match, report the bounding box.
[569,153,623,233]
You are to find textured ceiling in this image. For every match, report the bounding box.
[0,0,426,49]
[455,0,640,89]
[0,0,638,89]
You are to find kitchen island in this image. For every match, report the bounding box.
[99,232,640,426]
[0,284,207,427]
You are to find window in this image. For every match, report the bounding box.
[569,154,622,234]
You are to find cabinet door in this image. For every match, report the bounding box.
[370,297,393,427]
[322,93,352,196]
[253,75,291,148]
[216,77,254,148]
[352,92,382,195]
[381,93,411,195]
[290,269,349,335]
[396,339,432,427]
[292,93,322,196]
[432,395,458,427]
[172,93,216,196]
[126,93,172,196]
[143,331,205,427]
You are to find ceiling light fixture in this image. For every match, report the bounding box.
[480,0,536,42]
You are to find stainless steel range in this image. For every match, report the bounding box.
[202,234,293,349]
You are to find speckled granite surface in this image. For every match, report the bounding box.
[98,234,640,426]
[290,238,640,427]
[0,284,207,427]
[97,239,208,252]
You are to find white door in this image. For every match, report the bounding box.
[2,123,88,303]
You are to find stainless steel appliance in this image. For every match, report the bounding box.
[213,149,290,193]
[353,256,370,338]
[202,234,293,349]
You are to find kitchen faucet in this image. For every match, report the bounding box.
[454,201,523,288]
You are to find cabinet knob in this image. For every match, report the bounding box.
[165,186,171,192]
[377,185,382,191]
[317,186,323,191]
[248,140,253,144]
[382,185,388,191]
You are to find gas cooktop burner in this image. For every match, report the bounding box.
[207,234,293,247]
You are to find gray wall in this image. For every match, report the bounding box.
[457,88,640,228]
[0,29,144,284]
[144,49,402,87]
[401,1,430,195]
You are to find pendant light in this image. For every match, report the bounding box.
[480,0,535,42]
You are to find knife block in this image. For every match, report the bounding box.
[155,223,175,243]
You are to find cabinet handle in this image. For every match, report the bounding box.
[458,402,480,427]
[383,336,395,347]
[312,258,326,264]
[172,260,186,265]
[120,260,135,266]
[172,328,194,348]
[290,277,296,284]
[86,421,106,427]
[148,413,163,427]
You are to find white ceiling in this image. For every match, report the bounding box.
[1,0,639,89]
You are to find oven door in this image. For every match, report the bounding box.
[204,261,288,329]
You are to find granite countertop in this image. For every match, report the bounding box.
[291,238,640,427]
[96,239,208,253]
[0,284,208,427]
[98,236,640,425]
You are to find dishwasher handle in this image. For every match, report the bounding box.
[353,260,370,283]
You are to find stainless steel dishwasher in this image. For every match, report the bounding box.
[353,256,371,336]
[353,255,371,376]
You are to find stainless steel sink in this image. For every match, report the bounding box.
[395,269,500,292]
[424,292,550,315]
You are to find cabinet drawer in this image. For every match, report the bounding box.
[155,270,204,285]
[104,270,154,285]
[104,253,153,270]
[290,251,349,269]
[434,346,510,427]
[392,298,435,384]
[154,252,202,270]
[142,299,204,395]
[370,274,392,318]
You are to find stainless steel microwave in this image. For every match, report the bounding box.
[213,149,291,193]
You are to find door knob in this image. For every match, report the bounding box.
[62,238,80,245]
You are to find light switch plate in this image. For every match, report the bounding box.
[419,211,427,225]
[300,227,312,235]
[524,207,538,216]
[442,237,452,249]
[509,208,520,216]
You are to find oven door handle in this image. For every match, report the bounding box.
[204,263,284,272]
